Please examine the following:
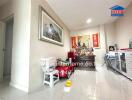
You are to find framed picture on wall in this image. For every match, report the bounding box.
[39,6,64,46]
[92,33,100,48]
[71,35,91,48]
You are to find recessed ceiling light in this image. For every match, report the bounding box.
[86,18,92,24]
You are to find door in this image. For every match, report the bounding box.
[0,22,5,81]
[3,19,13,78]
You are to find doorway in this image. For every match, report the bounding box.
[3,18,14,80]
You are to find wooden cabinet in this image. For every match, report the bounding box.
[75,55,95,68]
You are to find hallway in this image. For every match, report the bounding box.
[0,65,132,100]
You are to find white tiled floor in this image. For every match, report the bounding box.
[0,65,132,100]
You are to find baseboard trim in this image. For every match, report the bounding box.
[10,81,28,93]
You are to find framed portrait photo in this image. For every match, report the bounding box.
[39,6,64,46]
[109,46,115,51]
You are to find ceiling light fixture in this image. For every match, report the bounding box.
[86,18,92,24]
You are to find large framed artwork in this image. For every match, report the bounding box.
[71,33,100,49]
[71,35,91,48]
[39,6,64,46]
[92,33,100,48]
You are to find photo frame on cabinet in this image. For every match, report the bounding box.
[109,46,115,51]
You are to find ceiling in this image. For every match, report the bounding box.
[0,0,9,7]
[46,0,132,31]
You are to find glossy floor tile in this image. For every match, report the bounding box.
[0,64,132,100]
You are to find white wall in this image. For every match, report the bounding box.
[105,22,116,51]
[71,25,106,64]
[10,0,31,92]
[115,3,132,49]
[29,0,70,92]
[0,0,31,92]
[100,3,132,50]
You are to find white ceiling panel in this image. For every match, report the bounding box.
[46,0,132,31]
